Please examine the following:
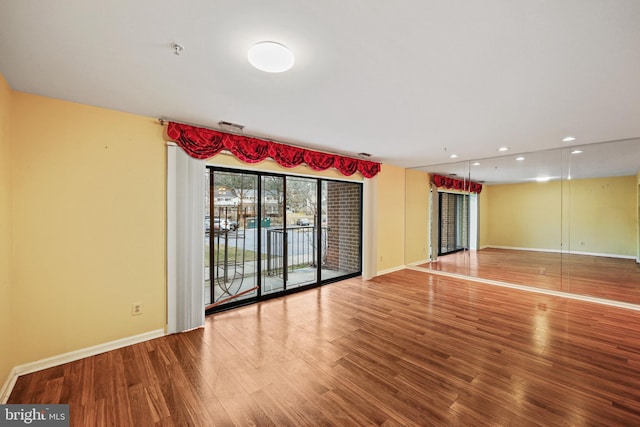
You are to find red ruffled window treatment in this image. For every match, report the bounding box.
[432,173,483,194]
[166,122,381,178]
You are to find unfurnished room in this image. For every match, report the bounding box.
[1,1,640,425]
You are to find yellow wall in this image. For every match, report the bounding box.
[481,176,637,256]
[0,75,14,385]
[404,169,429,264]
[565,175,636,256]
[376,164,405,272]
[11,92,166,364]
[482,180,563,251]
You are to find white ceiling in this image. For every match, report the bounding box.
[1,0,639,177]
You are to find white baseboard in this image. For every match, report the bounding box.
[375,265,406,277]
[0,369,18,405]
[407,258,431,267]
[566,249,635,259]
[486,245,562,254]
[485,245,635,259]
[0,329,165,404]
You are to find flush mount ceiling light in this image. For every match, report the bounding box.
[516,156,525,161]
[248,41,294,73]
[449,154,459,159]
[571,149,583,154]
[562,136,576,142]
[472,162,481,166]
[497,147,510,152]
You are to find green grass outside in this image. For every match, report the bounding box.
[205,243,258,265]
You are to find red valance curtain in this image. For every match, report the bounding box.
[166,122,381,178]
[432,173,483,194]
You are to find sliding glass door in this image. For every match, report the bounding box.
[438,191,469,255]
[206,167,362,313]
[205,170,259,308]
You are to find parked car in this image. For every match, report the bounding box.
[296,217,310,226]
[206,216,238,233]
[216,218,238,231]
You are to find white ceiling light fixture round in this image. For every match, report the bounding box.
[562,136,576,142]
[248,41,294,73]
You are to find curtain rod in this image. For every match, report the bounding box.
[157,117,374,160]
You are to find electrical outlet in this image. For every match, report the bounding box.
[132,303,143,316]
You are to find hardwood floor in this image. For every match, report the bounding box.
[420,248,640,305]
[9,269,640,426]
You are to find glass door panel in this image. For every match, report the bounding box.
[286,177,318,289]
[261,176,285,295]
[207,171,258,308]
[321,181,362,281]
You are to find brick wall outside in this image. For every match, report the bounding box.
[325,182,362,272]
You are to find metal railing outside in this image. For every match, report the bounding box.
[266,226,328,278]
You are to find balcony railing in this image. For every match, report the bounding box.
[265,226,328,279]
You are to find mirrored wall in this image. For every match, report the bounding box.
[414,138,640,305]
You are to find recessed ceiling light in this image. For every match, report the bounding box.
[497,147,509,152]
[449,154,459,158]
[562,136,576,142]
[536,177,551,182]
[516,156,525,161]
[472,162,481,166]
[571,149,583,154]
[248,41,294,73]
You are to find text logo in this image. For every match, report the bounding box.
[0,405,69,426]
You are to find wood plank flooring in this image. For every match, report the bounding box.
[421,248,640,305]
[9,269,640,426]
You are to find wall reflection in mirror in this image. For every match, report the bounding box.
[415,138,640,305]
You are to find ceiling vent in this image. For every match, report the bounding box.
[218,121,245,132]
